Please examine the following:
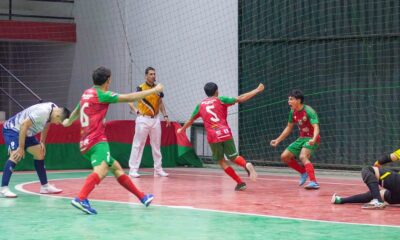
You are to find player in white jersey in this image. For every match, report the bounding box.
[0,102,70,198]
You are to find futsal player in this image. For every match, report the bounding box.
[1,102,69,197]
[270,89,320,189]
[332,149,400,209]
[63,66,163,214]
[177,82,264,191]
[331,166,400,209]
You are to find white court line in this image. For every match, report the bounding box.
[13,174,400,229]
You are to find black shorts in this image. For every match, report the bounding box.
[379,168,400,204]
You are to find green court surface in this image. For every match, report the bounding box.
[0,171,399,240]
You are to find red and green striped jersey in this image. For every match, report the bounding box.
[78,86,119,153]
[288,105,320,142]
[190,96,237,143]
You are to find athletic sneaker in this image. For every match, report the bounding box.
[154,170,169,177]
[331,193,342,204]
[304,181,320,190]
[0,186,17,198]
[362,199,386,210]
[235,182,247,191]
[71,198,97,215]
[40,184,62,194]
[299,173,308,186]
[129,171,140,178]
[140,194,154,207]
[245,162,257,181]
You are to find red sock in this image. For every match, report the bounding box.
[224,167,243,184]
[287,159,306,174]
[117,174,145,200]
[305,163,317,182]
[78,172,101,200]
[234,156,247,168]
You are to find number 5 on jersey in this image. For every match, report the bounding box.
[206,105,220,122]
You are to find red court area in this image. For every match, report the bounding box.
[22,169,400,226]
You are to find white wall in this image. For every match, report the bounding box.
[69,0,238,142]
[68,0,130,119]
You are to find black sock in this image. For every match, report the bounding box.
[361,166,384,202]
[366,183,383,202]
[34,160,48,185]
[341,191,373,204]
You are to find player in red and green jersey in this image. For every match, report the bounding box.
[270,89,320,190]
[62,66,164,214]
[177,82,264,191]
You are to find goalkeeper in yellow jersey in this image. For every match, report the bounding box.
[331,150,400,210]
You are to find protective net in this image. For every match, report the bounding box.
[0,0,75,118]
[239,0,400,168]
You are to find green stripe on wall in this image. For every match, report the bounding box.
[0,143,202,171]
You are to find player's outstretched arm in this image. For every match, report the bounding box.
[118,84,164,103]
[63,104,80,127]
[374,153,400,167]
[270,122,294,147]
[177,118,195,135]
[237,83,264,103]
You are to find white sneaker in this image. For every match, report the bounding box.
[40,184,62,194]
[154,170,169,177]
[129,172,140,178]
[362,199,386,210]
[0,187,17,198]
[245,162,257,181]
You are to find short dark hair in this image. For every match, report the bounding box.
[92,66,111,85]
[60,107,71,121]
[288,89,304,103]
[204,82,218,97]
[145,67,155,75]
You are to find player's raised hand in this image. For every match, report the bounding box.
[257,83,265,92]
[177,128,184,134]
[270,139,279,147]
[155,83,164,93]
[62,119,72,127]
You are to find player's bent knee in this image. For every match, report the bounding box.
[361,166,378,184]
[112,169,124,178]
[94,163,109,179]
[34,154,45,160]
[219,159,228,168]
[280,153,291,162]
[299,155,308,163]
[9,156,21,163]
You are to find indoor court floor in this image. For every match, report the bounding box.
[1,167,399,239]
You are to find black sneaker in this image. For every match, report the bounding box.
[235,182,247,191]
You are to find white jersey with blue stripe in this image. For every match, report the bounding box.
[3,102,56,136]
